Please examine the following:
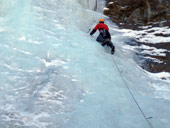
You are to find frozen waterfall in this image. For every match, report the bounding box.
[0,0,170,128]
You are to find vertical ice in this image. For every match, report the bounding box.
[0,0,170,128]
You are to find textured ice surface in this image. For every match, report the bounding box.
[0,0,170,128]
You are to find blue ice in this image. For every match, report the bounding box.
[0,0,170,128]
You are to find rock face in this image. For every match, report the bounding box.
[104,0,170,73]
[104,0,170,26]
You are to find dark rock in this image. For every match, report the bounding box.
[104,0,170,73]
[139,42,170,50]
[136,42,170,72]
[104,0,170,26]
[154,33,170,37]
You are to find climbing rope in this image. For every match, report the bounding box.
[111,56,154,128]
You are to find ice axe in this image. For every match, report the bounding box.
[87,28,91,33]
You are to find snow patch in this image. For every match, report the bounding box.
[109,2,114,5]
[103,7,109,11]
[18,36,26,41]
[0,28,5,32]
[151,72,170,79]
[139,45,167,56]
[55,24,65,30]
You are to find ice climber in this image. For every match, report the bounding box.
[90,18,115,54]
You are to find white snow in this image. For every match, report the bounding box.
[109,2,114,5]
[151,72,170,79]
[0,28,5,32]
[103,7,109,11]
[118,26,170,44]
[0,0,170,128]
[19,36,26,41]
[138,45,167,56]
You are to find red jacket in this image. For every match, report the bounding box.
[90,23,111,38]
[94,23,109,31]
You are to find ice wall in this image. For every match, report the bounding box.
[77,0,105,12]
[0,0,108,127]
[0,0,170,128]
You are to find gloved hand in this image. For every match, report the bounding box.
[102,42,107,47]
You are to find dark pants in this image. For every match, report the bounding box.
[96,35,114,48]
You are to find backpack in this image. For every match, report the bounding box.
[99,29,107,37]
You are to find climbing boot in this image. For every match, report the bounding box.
[111,46,115,54]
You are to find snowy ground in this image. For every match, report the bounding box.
[0,0,170,128]
[116,24,170,79]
